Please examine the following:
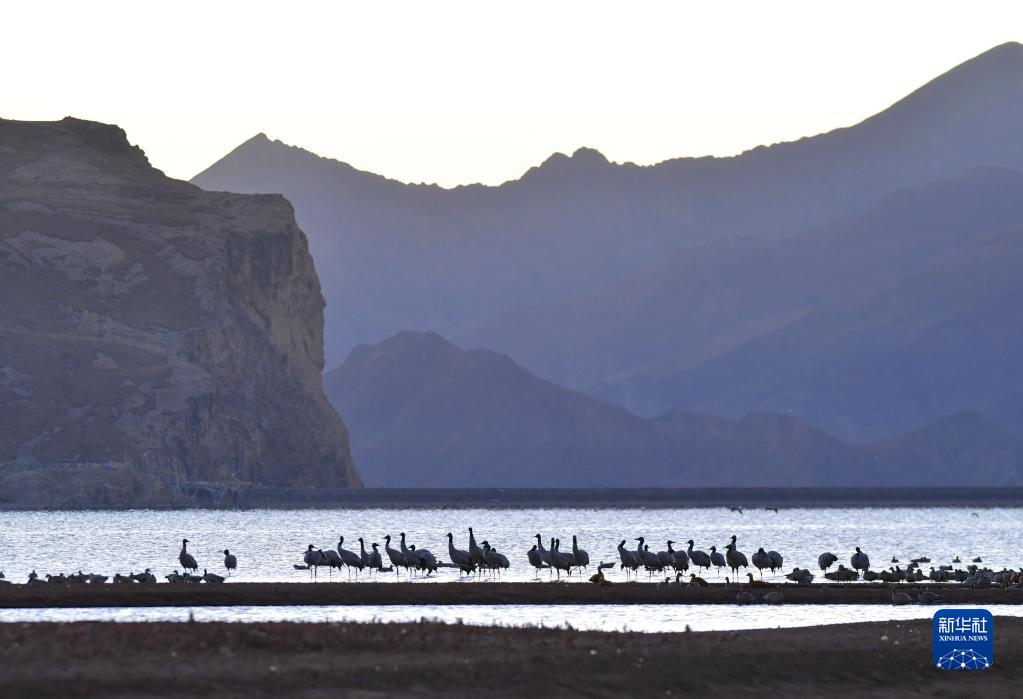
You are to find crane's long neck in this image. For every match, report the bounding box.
[537,537,547,554]
[688,541,695,555]
[400,536,409,554]
[572,537,579,554]
[448,537,456,557]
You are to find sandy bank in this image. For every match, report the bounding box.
[1,581,1021,608]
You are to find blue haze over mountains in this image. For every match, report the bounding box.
[193,43,1023,486]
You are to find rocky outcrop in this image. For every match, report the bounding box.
[0,117,361,507]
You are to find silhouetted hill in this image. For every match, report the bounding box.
[624,213,1023,441]
[865,412,1023,485]
[324,332,1023,487]
[194,43,1023,373]
[470,167,1023,398]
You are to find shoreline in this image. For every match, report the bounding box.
[2,581,1021,608]
[0,618,1019,697]
[3,485,1023,510]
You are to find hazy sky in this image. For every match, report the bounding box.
[4,1,1021,186]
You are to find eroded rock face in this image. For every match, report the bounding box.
[0,118,361,506]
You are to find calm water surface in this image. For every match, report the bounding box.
[1,604,1022,632]
[1,507,1019,584]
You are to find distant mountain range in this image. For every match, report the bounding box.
[325,331,1023,487]
[195,42,1023,483]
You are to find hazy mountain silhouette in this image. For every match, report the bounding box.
[324,332,1023,487]
[470,167,1023,399]
[614,204,1023,441]
[194,43,1023,374]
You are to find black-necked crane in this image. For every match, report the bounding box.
[303,544,326,579]
[725,535,748,578]
[222,549,237,576]
[468,527,487,570]
[571,535,589,570]
[338,536,365,577]
[527,544,544,576]
[687,540,712,573]
[383,535,405,577]
[550,538,573,578]
[411,544,438,574]
[767,550,783,573]
[446,532,475,576]
[751,547,771,578]
[709,546,726,576]
[399,533,421,576]
[617,539,640,579]
[369,542,383,571]
[179,539,198,573]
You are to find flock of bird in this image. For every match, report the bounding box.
[2,530,1020,604]
[299,528,511,578]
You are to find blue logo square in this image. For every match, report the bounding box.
[933,609,993,670]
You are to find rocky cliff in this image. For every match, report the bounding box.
[0,117,361,507]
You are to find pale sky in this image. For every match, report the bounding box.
[4,1,1021,186]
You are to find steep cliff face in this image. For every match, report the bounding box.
[0,117,360,506]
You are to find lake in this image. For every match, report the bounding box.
[1,506,1018,584]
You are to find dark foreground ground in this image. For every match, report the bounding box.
[0,618,1018,698]
[1,580,1021,608]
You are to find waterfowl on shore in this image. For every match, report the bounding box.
[890,585,912,605]
[482,542,509,575]
[534,534,553,568]
[320,548,345,578]
[412,545,439,574]
[751,548,771,578]
[368,543,384,571]
[657,542,676,570]
[767,550,783,573]
[745,572,769,589]
[358,538,371,570]
[303,544,326,579]
[223,550,237,575]
[202,569,225,584]
[709,546,725,576]
[383,535,406,576]
[817,552,838,572]
[687,540,711,573]
[527,545,544,575]
[550,539,574,577]
[339,536,365,575]
[725,537,748,578]
[785,567,814,584]
[179,539,198,572]
[617,539,640,578]
[468,528,487,569]
[689,574,709,587]
[850,547,870,576]
[638,541,661,573]
[570,535,589,569]
[446,532,474,576]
